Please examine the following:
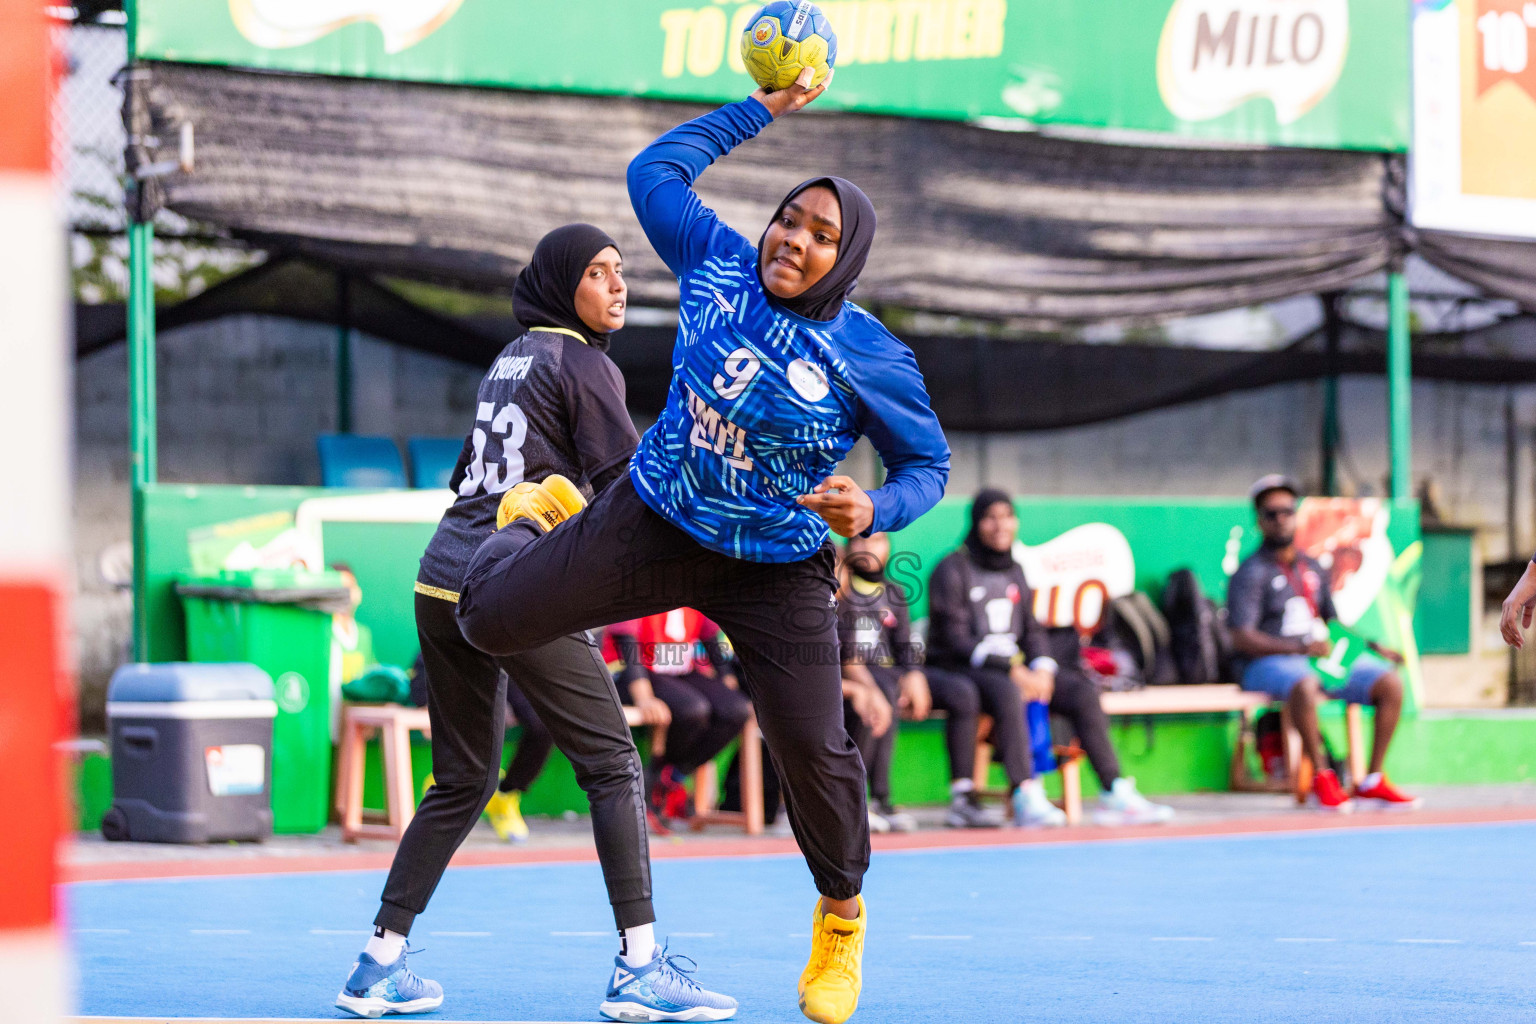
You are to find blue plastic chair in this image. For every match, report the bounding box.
[316,434,407,488]
[407,437,465,489]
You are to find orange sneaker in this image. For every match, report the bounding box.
[1310,768,1354,813]
[1355,774,1422,809]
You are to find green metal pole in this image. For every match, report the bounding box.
[1321,293,1341,496]
[1387,270,1412,502]
[125,0,159,660]
[128,225,156,661]
[337,273,352,433]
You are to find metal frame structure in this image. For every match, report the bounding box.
[118,0,1418,658]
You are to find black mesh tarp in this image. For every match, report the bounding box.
[79,256,1536,432]
[131,62,1410,329]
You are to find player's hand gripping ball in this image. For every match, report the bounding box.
[741,1,837,92]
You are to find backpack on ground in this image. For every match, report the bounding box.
[1161,568,1235,685]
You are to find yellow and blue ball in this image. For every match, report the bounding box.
[740,1,837,92]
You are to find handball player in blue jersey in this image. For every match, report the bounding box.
[457,69,950,1024]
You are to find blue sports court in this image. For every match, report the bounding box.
[69,821,1536,1024]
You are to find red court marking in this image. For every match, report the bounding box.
[65,805,1536,884]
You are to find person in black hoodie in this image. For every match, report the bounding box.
[333,225,736,1022]
[838,531,1004,829]
[927,489,1174,828]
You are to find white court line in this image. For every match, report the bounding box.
[787,933,810,939]
[550,931,608,937]
[1034,935,1093,941]
[908,934,973,941]
[310,929,370,936]
[1150,936,1214,942]
[1520,941,1536,946]
[190,929,251,935]
[1396,939,1462,945]
[430,931,493,937]
[1277,938,1338,943]
[72,928,129,934]
[670,932,716,938]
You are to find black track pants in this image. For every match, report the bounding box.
[375,593,654,935]
[500,679,554,793]
[926,665,1032,787]
[621,671,751,779]
[1048,668,1122,789]
[457,476,870,901]
[843,665,996,800]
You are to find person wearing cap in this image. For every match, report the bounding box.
[1227,475,1419,812]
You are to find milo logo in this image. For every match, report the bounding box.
[228,0,465,53]
[1157,0,1350,125]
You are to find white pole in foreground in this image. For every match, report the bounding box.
[0,1,72,1021]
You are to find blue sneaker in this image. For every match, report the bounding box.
[335,948,444,1018]
[600,945,738,1022]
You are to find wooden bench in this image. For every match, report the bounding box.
[335,702,764,842]
[974,684,1367,823]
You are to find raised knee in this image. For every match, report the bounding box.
[455,599,517,657]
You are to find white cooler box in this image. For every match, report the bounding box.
[103,662,276,843]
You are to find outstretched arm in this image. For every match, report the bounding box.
[627,69,831,276]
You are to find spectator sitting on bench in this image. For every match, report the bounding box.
[839,532,1004,829]
[606,611,751,831]
[928,488,1174,827]
[1229,475,1420,812]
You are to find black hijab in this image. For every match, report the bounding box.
[512,224,620,351]
[758,176,877,323]
[964,488,1018,573]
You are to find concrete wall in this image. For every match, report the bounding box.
[72,315,1533,728]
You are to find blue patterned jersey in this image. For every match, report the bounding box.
[626,98,950,563]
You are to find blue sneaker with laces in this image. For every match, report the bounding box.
[334,947,444,1018]
[600,944,738,1022]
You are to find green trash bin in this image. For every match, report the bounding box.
[176,568,352,834]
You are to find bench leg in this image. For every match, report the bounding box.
[341,722,370,842]
[741,713,763,836]
[381,719,416,839]
[1060,757,1082,825]
[1345,703,1367,786]
[334,714,354,820]
[693,760,717,823]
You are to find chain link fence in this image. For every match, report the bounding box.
[53,13,260,306]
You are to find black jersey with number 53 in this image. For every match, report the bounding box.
[416,328,639,596]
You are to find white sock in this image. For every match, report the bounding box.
[950,779,974,799]
[1361,772,1382,791]
[619,922,657,968]
[1021,778,1046,801]
[365,927,406,964]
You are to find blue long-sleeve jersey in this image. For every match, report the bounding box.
[625,98,950,563]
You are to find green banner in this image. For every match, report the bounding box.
[137,0,1408,151]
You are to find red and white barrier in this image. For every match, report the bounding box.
[0,0,72,1020]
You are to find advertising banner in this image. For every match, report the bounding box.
[1412,0,1536,237]
[137,0,1409,151]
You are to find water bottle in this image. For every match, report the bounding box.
[1026,700,1056,774]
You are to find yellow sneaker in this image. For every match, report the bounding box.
[495,474,586,532]
[484,789,529,843]
[798,896,865,1024]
